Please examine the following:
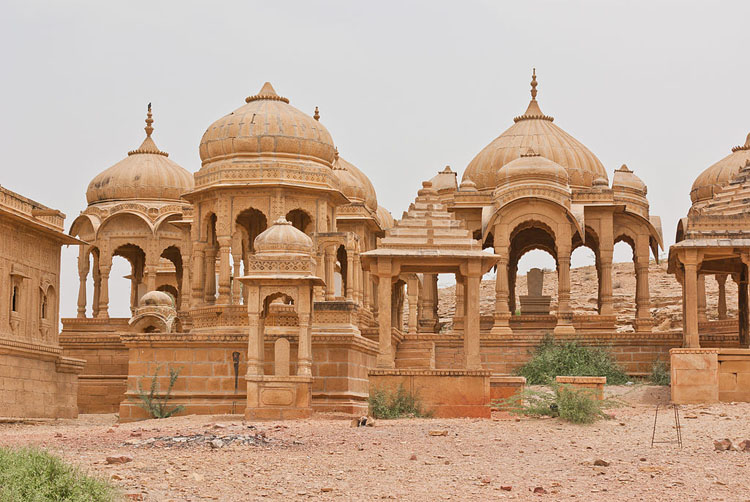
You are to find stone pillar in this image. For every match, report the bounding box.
[217,237,232,304]
[297,294,313,376]
[129,276,138,315]
[740,256,750,348]
[376,261,394,368]
[633,238,651,332]
[204,247,217,303]
[717,274,728,320]
[599,245,614,316]
[697,274,708,322]
[180,253,191,312]
[554,249,575,335]
[492,252,512,335]
[76,249,88,318]
[464,269,482,370]
[97,262,111,319]
[344,248,354,301]
[353,254,362,305]
[407,276,418,335]
[246,308,264,376]
[419,273,438,330]
[92,264,101,318]
[454,275,465,331]
[191,246,205,307]
[362,270,371,309]
[145,260,158,293]
[682,257,700,348]
[324,247,335,301]
[232,252,243,305]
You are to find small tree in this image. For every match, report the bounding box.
[135,366,185,419]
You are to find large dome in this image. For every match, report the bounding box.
[462,71,607,191]
[198,82,335,168]
[333,150,378,212]
[690,132,750,205]
[86,106,194,204]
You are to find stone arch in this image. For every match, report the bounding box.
[286,208,313,235]
[236,208,268,255]
[69,214,99,241]
[261,292,295,318]
[96,211,154,240]
[335,245,348,298]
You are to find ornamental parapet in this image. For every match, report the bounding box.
[194,162,341,193]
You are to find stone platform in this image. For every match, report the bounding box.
[368,368,492,418]
[671,348,750,404]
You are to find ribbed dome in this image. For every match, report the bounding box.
[376,205,395,230]
[690,132,750,205]
[86,106,193,204]
[333,151,378,212]
[496,149,569,186]
[462,70,607,190]
[199,82,335,168]
[612,164,646,194]
[139,290,175,307]
[254,217,314,256]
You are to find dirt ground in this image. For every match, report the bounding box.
[1,386,749,501]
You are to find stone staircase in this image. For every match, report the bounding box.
[395,339,435,369]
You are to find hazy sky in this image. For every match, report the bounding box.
[1,1,748,320]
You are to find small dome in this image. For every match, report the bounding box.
[690,132,750,205]
[462,70,607,190]
[86,106,194,204]
[199,82,335,168]
[139,290,174,307]
[376,205,395,230]
[612,164,646,194]
[333,151,378,211]
[254,217,314,256]
[496,149,569,186]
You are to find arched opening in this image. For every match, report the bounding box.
[261,292,298,376]
[335,245,347,299]
[613,237,636,326]
[111,243,147,317]
[11,285,18,312]
[160,245,183,307]
[508,221,558,316]
[571,245,599,315]
[514,249,558,315]
[236,208,268,257]
[286,209,313,235]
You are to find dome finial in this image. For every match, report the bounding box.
[334,147,340,161]
[313,106,320,121]
[530,68,538,101]
[145,102,154,138]
[731,132,750,152]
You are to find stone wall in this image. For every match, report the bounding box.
[0,349,82,418]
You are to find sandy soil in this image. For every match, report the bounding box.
[2,386,749,501]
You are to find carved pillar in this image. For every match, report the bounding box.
[145,260,158,293]
[376,260,394,368]
[492,251,512,335]
[191,246,205,307]
[717,274,728,320]
[407,276,418,335]
[298,289,313,376]
[129,276,138,315]
[97,261,111,319]
[353,253,362,305]
[599,245,614,316]
[362,270,371,309]
[76,248,89,318]
[204,247,217,304]
[246,290,264,376]
[740,256,750,348]
[180,253,191,312]
[324,247,335,301]
[634,237,652,332]
[697,274,708,322]
[554,249,575,335]
[92,263,101,318]
[464,268,482,370]
[217,236,232,304]
[682,255,700,348]
[232,252,243,305]
[419,273,438,331]
[345,248,354,302]
[454,275,464,331]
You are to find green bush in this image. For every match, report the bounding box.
[135,366,185,419]
[368,385,431,419]
[516,335,629,385]
[650,360,670,386]
[496,383,616,424]
[0,447,120,502]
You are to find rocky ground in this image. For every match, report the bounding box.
[2,386,750,501]
[436,260,739,332]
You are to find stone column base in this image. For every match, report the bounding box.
[489,314,513,337]
[245,375,313,420]
[634,318,653,333]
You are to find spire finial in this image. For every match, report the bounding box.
[334,146,339,160]
[313,106,320,121]
[530,68,538,101]
[145,102,154,138]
